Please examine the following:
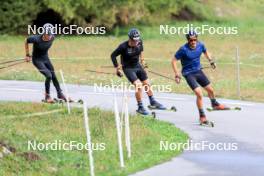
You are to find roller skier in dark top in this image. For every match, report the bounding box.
[111,28,165,115]
[24,23,67,103]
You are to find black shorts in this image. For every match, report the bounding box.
[123,66,148,83]
[184,70,210,90]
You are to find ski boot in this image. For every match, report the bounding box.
[136,106,149,115]
[212,103,228,110]
[199,116,214,127]
[149,100,166,110]
[57,92,73,103]
[42,94,55,103]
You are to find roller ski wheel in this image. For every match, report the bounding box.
[53,98,64,104]
[170,106,177,112]
[77,99,84,104]
[151,111,156,118]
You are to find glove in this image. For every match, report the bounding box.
[209,60,216,69]
[116,67,123,77]
[141,61,148,69]
[175,74,181,84]
[25,54,32,62]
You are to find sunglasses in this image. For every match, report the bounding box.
[189,39,197,42]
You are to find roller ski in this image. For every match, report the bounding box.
[54,93,84,104]
[207,104,241,112]
[147,99,176,112]
[199,116,214,127]
[54,98,83,105]
[136,106,156,118]
[41,94,56,104]
[148,105,177,112]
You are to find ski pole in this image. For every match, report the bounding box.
[0,58,24,65]
[85,69,116,75]
[201,66,211,70]
[100,65,113,68]
[101,65,179,81]
[147,69,175,81]
[0,60,27,70]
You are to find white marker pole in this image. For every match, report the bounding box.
[114,96,125,167]
[120,88,126,137]
[235,46,241,98]
[59,69,71,114]
[120,94,125,137]
[83,102,95,176]
[124,94,131,158]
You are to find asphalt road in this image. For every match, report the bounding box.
[0,80,263,176]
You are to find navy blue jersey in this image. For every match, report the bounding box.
[175,41,207,76]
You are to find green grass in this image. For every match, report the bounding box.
[0,102,188,176]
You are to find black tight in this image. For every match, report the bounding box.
[33,59,61,95]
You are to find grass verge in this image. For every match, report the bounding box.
[0,102,188,176]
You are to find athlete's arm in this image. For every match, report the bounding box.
[111,45,122,68]
[204,51,212,61]
[140,52,147,68]
[204,51,216,69]
[24,38,31,62]
[171,57,181,84]
[111,46,123,77]
[139,40,147,68]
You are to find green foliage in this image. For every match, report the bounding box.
[0,0,41,34]
[0,0,211,34]
[0,0,264,34]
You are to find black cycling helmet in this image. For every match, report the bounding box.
[186,30,198,40]
[128,28,140,40]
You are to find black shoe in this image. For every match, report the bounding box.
[150,100,166,110]
[136,106,149,115]
[211,99,220,107]
[58,93,74,102]
[57,93,67,101]
[44,94,55,103]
